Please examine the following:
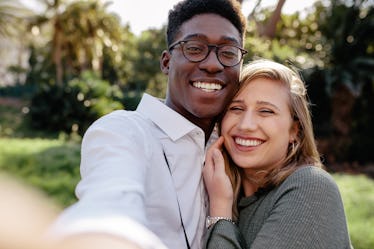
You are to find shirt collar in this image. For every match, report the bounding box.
[136,93,201,141]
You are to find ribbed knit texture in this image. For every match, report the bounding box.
[204,166,353,249]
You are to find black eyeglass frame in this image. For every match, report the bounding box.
[168,40,248,67]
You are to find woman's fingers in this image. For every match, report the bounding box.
[211,136,224,151]
[212,148,225,174]
[205,136,224,169]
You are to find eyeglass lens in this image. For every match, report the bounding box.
[182,41,243,67]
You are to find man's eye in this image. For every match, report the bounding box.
[220,51,236,59]
[185,46,203,54]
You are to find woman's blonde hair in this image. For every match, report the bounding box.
[221,59,323,219]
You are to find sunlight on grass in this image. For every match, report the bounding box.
[334,174,374,249]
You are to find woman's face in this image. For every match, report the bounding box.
[221,77,298,177]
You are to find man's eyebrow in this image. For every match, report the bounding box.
[182,34,240,45]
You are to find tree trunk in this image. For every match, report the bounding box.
[52,18,63,86]
[260,0,286,39]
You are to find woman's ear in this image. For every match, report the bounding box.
[289,120,299,143]
[160,50,170,75]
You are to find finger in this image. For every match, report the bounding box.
[211,136,224,150]
[212,148,225,173]
[206,136,224,163]
[204,136,225,180]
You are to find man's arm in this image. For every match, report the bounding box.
[50,112,167,248]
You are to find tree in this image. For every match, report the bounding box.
[240,0,287,38]
[127,27,167,101]
[0,0,31,38]
[304,0,374,164]
[29,0,123,85]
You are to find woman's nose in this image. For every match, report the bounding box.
[237,111,257,131]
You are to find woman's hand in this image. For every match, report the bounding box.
[203,136,233,218]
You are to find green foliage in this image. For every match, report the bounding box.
[0,0,32,38]
[29,71,123,135]
[128,27,168,99]
[26,0,126,85]
[102,25,138,87]
[25,44,57,86]
[0,100,26,137]
[334,173,374,249]
[349,82,374,163]
[315,0,374,95]
[303,0,374,163]
[0,97,57,138]
[0,137,81,207]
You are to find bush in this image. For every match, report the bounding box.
[29,71,124,135]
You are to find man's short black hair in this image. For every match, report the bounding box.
[166,0,247,46]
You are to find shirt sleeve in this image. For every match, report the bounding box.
[204,220,244,249]
[49,112,167,248]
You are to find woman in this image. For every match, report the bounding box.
[203,59,352,248]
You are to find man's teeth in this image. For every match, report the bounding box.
[193,82,222,92]
[235,138,263,147]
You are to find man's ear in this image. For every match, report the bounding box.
[160,50,170,75]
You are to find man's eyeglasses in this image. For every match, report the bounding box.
[168,40,248,67]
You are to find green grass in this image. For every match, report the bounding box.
[333,174,374,249]
[0,138,81,206]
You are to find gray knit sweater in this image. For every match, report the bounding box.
[204,166,352,249]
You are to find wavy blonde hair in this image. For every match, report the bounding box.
[220,59,323,219]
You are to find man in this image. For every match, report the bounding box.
[51,0,247,248]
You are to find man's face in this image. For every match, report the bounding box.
[161,14,243,127]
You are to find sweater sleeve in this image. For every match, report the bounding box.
[204,219,245,249]
[250,167,351,249]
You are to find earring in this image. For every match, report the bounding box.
[292,142,295,153]
[291,141,299,155]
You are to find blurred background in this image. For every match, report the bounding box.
[0,0,373,248]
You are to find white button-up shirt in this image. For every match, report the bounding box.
[51,93,212,249]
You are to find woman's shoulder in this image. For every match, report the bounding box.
[279,165,340,195]
[289,165,333,182]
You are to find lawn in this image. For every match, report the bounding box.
[0,137,81,206]
[334,174,374,249]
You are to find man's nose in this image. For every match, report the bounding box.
[198,48,224,72]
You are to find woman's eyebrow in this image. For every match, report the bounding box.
[256,100,280,111]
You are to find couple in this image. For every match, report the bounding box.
[51,0,352,248]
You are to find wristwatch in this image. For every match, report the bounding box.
[206,216,234,228]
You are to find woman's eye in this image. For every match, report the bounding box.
[229,106,243,111]
[259,109,274,114]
